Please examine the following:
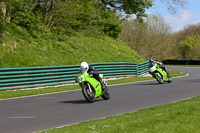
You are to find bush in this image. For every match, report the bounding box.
[179,34,200,59]
[12,11,44,37]
[0,20,5,44]
[98,10,121,38]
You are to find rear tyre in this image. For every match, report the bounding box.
[155,74,163,84]
[101,87,110,100]
[102,92,110,100]
[167,78,172,83]
[82,84,95,103]
[167,74,172,83]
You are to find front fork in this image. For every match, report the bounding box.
[87,83,92,93]
[81,83,93,93]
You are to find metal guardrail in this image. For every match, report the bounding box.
[0,61,149,90]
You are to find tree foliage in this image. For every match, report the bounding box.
[0,0,190,61]
[173,23,200,59]
[93,0,153,22]
[119,14,177,61]
[157,0,187,15]
[94,0,187,21]
[179,34,200,59]
[176,23,200,42]
[0,0,124,37]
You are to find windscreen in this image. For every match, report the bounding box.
[80,69,87,74]
[149,62,155,68]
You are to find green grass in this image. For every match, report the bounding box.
[0,71,186,99]
[0,24,144,68]
[38,96,200,133]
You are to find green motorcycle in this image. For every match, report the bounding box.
[75,70,110,103]
[149,63,172,84]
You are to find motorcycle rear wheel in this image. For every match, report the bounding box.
[167,74,172,83]
[82,84,95,103]
[101,87,110,100]
[167,78,172,83]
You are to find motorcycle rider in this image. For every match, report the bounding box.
[80,62,106,91]
[149,58,170,77]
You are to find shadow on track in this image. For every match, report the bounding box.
[137,82,162,85]
[59,99,104,104]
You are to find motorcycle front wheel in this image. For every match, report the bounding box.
[155,74,163,84]
[82,84,95,103]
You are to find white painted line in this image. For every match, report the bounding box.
[171,73,189,79]
[35,97,54,99]
[9,117,37,119]
[109,73,189,87]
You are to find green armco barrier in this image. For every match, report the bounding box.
[0,61,149,90]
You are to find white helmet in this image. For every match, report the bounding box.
[80,62,89,72]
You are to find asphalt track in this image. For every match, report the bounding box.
[0,67,200,133]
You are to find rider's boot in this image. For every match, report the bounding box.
[166,71,170,78]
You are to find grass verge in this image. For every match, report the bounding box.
[38,96,200,133]
[0,24,144,68]
[0,71,186,99]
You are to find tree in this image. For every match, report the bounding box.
[0,2,6,20]
[179,34,200,59]
[0,1,11,22]
[0,1,7,43]
[174,23,200,59]
[42,0,121,37]
[93,0,153,22]
[93,0,187,21]
[43,0,55,29]
[176,23,200,42]
[156,0,187,15]
[119,14,177,61]
[30,0,39,13]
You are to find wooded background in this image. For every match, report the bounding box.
[1,0,199,67]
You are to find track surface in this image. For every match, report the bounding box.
[0,67,200,133]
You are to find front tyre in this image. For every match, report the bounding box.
[155,74,163,84]
[82,84,95,103]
